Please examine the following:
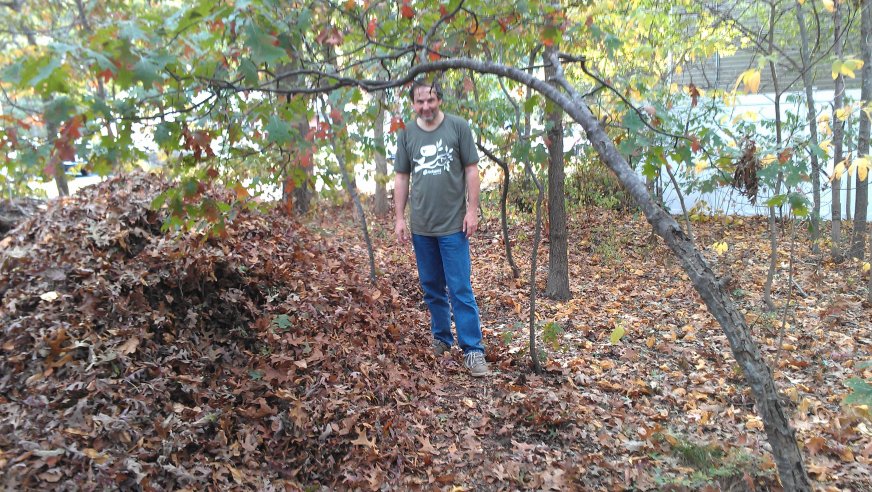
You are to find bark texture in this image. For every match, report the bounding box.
[544,45,570,300]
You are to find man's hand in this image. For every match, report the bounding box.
[463,210,478,239]
[395,218,409,244]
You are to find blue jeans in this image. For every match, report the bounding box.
[412,232,484,354]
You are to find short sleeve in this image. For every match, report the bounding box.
[458,119,479,167]
[394,130,411,173]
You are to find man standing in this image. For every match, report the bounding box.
[393,79,489,377]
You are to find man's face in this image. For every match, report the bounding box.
[411,86,442,123]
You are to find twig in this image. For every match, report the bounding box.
[774,216,798,365]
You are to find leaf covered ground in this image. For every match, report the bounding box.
[0,173,870,491]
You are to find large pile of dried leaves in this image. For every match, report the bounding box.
[0,172,437,490]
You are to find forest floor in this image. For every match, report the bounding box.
[0,172,870,491]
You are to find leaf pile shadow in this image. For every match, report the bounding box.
[0,173,442,489]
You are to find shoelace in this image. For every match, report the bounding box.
[465,351,485,366]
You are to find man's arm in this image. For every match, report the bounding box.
[394,172,411,243]
[463,163,480,238]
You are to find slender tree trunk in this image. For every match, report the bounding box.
[847,115,853,221]
[526,157,544,375]
[478,144,520,278]
[764,6,785,311]
[851,0,872,259]
[331,130,377,283]
[794,0,822,247]
[832,0,846,263]
[544,45,570,300]
[373,92,389,217]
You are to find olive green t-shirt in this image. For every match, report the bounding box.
[394,113,479,236]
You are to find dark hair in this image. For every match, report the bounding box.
[408,79,443,101]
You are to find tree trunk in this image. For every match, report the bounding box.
[373,93,389,217]
[557,79,812,492]
[851,0,872,259]
[764,7,785,311]
[794,0,822,247]
[330,130,377,283]
[477,144,520,278]
[543,45,570,300]
[832,0,846,263]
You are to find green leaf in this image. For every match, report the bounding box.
[154,122,181,149]
[265,115,292,145]
[765,195,787,208]
[238,58,259,85]
[28,54,65,91]
[245,23,286,65]
[610,323,626,344]
[788,193,809,217]
[523,94,541,114]
[272,314,292,330]
[0,59,24,85]
[43,97,77,125]
[133,58,161,87]
[542,321,564,349]
[623,111,644,132]
[844,378,872,405]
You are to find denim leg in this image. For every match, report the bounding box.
[412,234,453,346]
[438,232,484,354]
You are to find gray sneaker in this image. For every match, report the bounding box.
[464,351,489,377]
[432,340,451,356]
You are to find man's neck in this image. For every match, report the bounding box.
[416,111,444,131]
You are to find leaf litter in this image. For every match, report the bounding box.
[0,173,869,490]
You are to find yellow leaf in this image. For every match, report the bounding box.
[819,139,832,156]
[694,159,708,174]
[835,105,853,121]
[842,59,865,78]
[853,156,871,182]
[863,262,870,273]
[822,0,835,13]
[83,448,108,464]
[760,154,777,166]
[711,241,728,256]
[743,69,761,93]
[832,159,847,181]
[609,324,626,344]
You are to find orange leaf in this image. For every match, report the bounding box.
[389,116,405,133]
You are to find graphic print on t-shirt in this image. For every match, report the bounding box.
[413,139,452,176]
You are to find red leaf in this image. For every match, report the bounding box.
[330,107,343,123]
[428,41,442,61]
[389,116,405,133]
[690,136,701,153]
[778,147,793,164]
[97,67,114,83]
[367,18,377,37]
[688,83,700,108]
[401,4,414,19]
